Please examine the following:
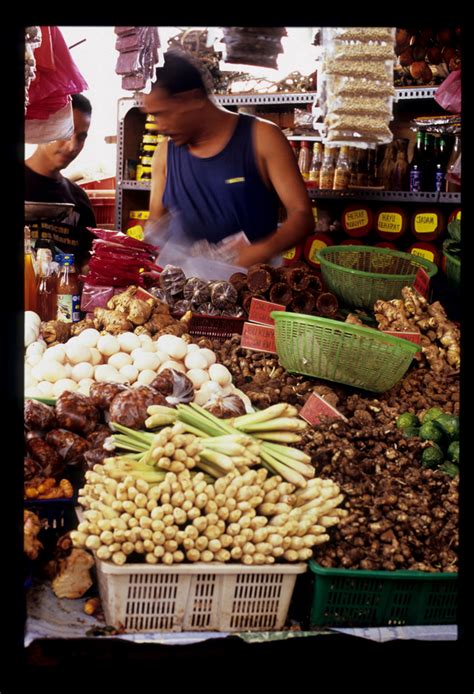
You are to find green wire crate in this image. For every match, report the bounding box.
[443,249,460,291]
[309,561,458,627]
[316,245,438,311]
[271,311,419,392]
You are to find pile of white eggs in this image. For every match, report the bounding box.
[25,329,236,403]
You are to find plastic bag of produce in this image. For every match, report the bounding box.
[434,69,461,114]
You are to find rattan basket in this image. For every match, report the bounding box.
[316,245,438,310]
[271,311,419,392]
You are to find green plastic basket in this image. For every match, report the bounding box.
[443,249,460,291]
[309,560,458,627]
[316,245,438,311]
[271,311,419,392]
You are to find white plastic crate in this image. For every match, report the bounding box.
[96,559,307,632]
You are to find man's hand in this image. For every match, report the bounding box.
[235,240,273,268]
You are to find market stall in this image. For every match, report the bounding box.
[22,25,461,659]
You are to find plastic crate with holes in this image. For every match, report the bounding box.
[95,559,306,632]
[309,560,457,627]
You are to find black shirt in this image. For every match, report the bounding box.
[25,165,96,267]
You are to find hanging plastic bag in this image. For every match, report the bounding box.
[434,70,461,114]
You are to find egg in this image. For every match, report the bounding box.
[71,362,95,382]
[138,334,154,346]
[133,352,161,372]
[94,364,122,383]
[108,352,133,369]
[199,348,217,367]
[32,360,67,384]
[65,342,92,365]
[208,363,232,386]
[77,378,95,396]
[185,343,200,354]
[25,387,43,398]
[137,369,158,385]
[156,335,188,360]
[26,341,46,359]
[25,372,38,389]
[62,363,73,379]
[117,332,141,353]
[26,354,43,368]
[43,344,67,364]
[119,364,139,384]
[184,351,208,371]
[25,311,41,329]
[76,328,100,348]
[97,335,121,357]
[52,379,79,397]
[186,368,210,389]
[89,347,103,366]
[37,381,55,398]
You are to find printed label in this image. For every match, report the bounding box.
[410,170,422,192]
[57,294,81,323]
[414,213,438,234]
[345,209,369,230]
[283,247,296,260]
[299,392,348,426]
[413,266,430,299]
[434,172,446,192]
[411,247,435,263]
[378,212,403,234]
[240,322,277,354]
[127,224,144,240]
[248,298,286,327]
[382,330,422,345]
[309,239,327,263]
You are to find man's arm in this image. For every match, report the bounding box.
[148,139,169,221]
[235,119,314,267]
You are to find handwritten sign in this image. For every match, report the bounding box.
[299,392,348,426]
[240,322,277,354]
[248,298,286,327]
[413,266,430,299]
[382,330,422,346]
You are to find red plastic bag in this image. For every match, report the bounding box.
[434,70,461,114]
[89,228,159,256]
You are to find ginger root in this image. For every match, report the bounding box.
[24,510,43,560]
[375,287,460,372]
[51,548,94,599]
[93,307,133,334]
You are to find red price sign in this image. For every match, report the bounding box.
[240,322,277,354]
[382,330,422,346]
[248,298,286,326]
[413,267,430,299]
[299,392,348,426]
[134,286,158,302]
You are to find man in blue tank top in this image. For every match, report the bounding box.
[142,50,314,268]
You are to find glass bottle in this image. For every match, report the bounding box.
[308,142,323,184]
[445,134,461,192]
[333,146,351,190]
[367,147,377,187]
[433,136,447,192]
[24,226,37,313]
[391,140,410,191]
[349,147,358,186]
[422,132,435,191]
[36,248,57,322]
[290,141,300,160]
[409,129,424,192]
[319,146,336,189]
[56,253,81,323]
[298,141,311,181]
[356,149,368,187]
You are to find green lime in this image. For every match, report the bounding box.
[401,426,420,438]
[396,412,420,430]
[419,422,445,445]
[421,407,445,424]
[433,414,460,441]
[447,441,460,464]
[421,444,444,469]
[438,462,459,478]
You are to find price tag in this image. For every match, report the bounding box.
[240,322,277,354]
[413,267,430,299]
[382,330,422,346]
[299,392,348,426]
[248,298,286,327]
[134,287,158,302]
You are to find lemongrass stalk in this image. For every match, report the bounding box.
[241,418,307,433]
[261,442,312,463]
[251,432,302,443]
[145,414,178,429]
[187,403,236,434]
[110,423,156,445]
[177,408,225,437]
[195,460,221,478]
[261,444,315,478]
[260,450,307,488]
[147,405,178,416]
[200,440,246,456]
[233,403,289,428]
[180,422,210,438]
[199,449,235,473]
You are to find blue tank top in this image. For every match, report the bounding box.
[162,113,279,244]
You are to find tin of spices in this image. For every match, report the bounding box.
[411,208,445,242]
[304,233,334,268]
[407,241,440,266]
[341,204,373,238]
[375,206,407,240]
